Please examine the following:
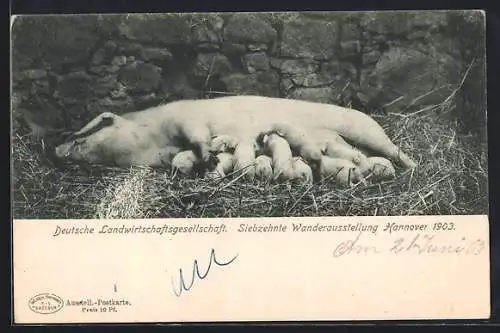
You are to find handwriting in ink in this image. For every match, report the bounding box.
[333,232,485,257]
[389,233,485,255]
[171,248,238,297]
[333,231,381,257]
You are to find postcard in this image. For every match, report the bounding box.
[11,10,489,323]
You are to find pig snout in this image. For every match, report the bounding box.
[54,142,74,159]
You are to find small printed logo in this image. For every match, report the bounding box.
[28,293,64,314]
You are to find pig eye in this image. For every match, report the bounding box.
[74,138,86,145]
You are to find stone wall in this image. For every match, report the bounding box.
[11,11,486,136]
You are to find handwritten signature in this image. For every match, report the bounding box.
[171,248,238,297]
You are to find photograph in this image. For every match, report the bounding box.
[11,10,488,219]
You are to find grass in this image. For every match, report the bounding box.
[11,98,488,219]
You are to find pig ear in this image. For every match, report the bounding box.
[255,133,265,146]
[73,112,119,137]
[275,129,285,137]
